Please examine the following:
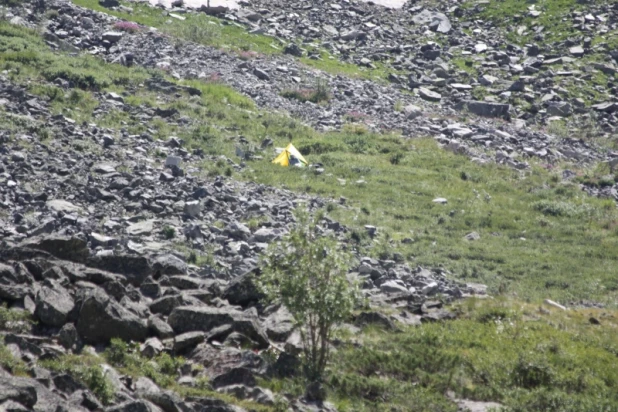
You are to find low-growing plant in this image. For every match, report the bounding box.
[389,152,405,165]
[162,226,176,239]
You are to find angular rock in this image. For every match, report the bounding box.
[20,236,89,263]
[222,268,263,306]
[168,306,268,349]
[456,100,511,119]
[76,289,148,344]
[35,284,75,327]
[418,87,441,102]
[87,254,152,286]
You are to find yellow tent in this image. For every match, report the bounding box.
[272,143,308,167]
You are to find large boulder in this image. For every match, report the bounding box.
[222,268,263,307]
[168,306,268,349]
[0,263,33,302]
[76,289,148,344]
[412,9,451,33]
[87,254,152,286]
[0,377,38,408]
[152,254,187,276]
[19,236,89,263]
[35,284,75,327]
[263,306,294,341]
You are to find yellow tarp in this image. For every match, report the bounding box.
[272,143,308,167]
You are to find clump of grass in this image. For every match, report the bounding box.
[0,342,29,376]
[41,355,116,405]
[105,338,184,387]
[168,20,220,45]
[162,226,176,239]
[281,79,330,104]
[389,152,405,165]
[281,88,330,104]
[530,200,596,218]
[0,304,33,332]
[345,111,368,122]
[342,123,369,135]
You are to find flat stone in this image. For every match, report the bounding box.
[126,220,155,236]
[46,200,83,214]
[418,87,441,102]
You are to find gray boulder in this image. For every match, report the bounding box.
[412,9,451,33]
[87,254,152,286]
[0,377,37,408]
[35,284,75,327]
[222,268,263,306]
[168,306,268,349]
[152,254,187,276]
[76,289,148,344]
[20,236,89,263]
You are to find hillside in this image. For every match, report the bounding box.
[0,0,618,410]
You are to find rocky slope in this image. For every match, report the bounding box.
[1,0,617,410]
[0,16,484,411]
[16,0,616,168]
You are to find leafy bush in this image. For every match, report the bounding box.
[105,338,184,388]
[257,208,359,382]
[162,226,176,239]
[81,365,116,405]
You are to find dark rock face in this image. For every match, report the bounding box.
[76,289,148,344]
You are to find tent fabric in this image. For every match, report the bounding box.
[272,143,308,167]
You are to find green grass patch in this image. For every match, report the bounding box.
[322,298,618,411]
[41,354,116,405]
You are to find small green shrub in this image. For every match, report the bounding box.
[281,79,330,104]
[162,226,176,239]
[257,208,359,382]
[389,152,405,165]
[512,355,555,389]
[531,200,595,218]
[82,365,116,405]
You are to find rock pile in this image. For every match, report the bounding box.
[11,0,614,166]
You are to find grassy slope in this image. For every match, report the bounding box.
[3,12,618,411]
